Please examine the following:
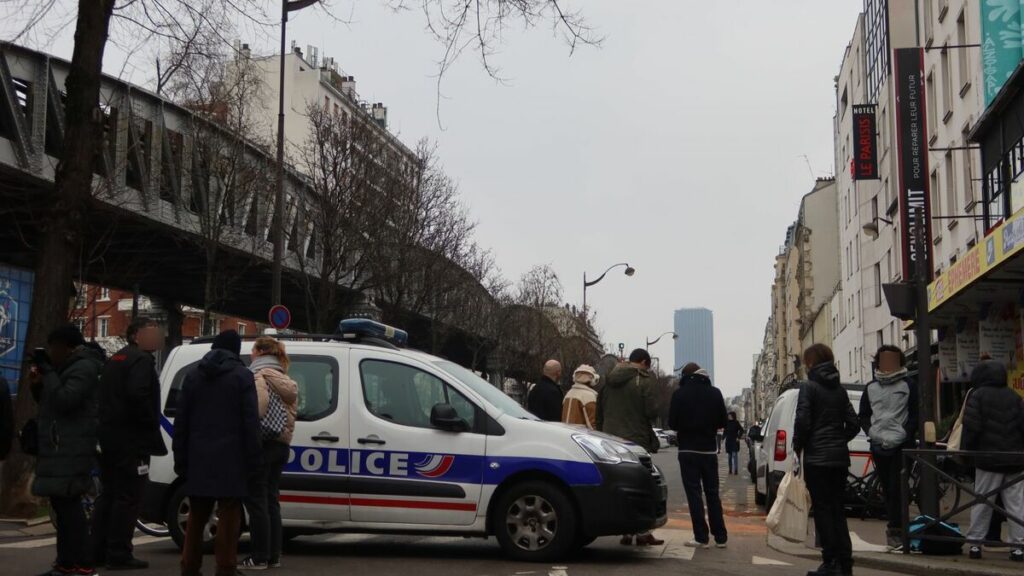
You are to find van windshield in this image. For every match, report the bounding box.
[433,360,536,420]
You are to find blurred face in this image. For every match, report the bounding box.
[878,350,902,373]
[136,324,164,353]
[48,341,73,367]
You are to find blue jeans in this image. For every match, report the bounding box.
[727,451,739,474]
[678,452,728,544]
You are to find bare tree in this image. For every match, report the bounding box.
[295,102,397,332]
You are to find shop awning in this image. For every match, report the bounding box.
[927,207,1024,326]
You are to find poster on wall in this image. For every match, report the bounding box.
[0,264,33,389]
[938,329,960,382]
[979,305,1018,367]
[957,320,980,379]
[980,0,1024,105]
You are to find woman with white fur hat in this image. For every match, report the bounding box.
[562,364,599,429]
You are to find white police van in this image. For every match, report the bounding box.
[143,320,667,561]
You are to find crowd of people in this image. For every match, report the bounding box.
[528,348,732,550]
[3,322,299,576]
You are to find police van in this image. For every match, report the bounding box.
[143,320,667,561]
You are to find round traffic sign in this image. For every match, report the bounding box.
[268,304,291,330]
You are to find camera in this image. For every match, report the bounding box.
[30,347,50,367]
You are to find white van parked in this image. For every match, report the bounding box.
[141,320,667,561]
[753,383,871,510]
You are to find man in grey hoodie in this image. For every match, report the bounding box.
[859,345,918,550]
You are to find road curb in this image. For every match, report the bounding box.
[766,534,1020,576]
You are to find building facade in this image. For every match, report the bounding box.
[674,307,715,381]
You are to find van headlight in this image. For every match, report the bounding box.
[573,434,641,465]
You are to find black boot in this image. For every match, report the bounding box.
[806,561,835,576]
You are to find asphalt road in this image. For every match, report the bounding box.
[1,446,904,575]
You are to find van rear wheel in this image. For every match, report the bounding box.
[493,481,577,562]
[167,485,240,554]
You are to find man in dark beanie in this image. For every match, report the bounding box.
[173,330,260,576]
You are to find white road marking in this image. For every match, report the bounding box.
[752,555,792,566]
[548,568,568,576]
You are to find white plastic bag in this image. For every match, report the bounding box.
[766,458,811,542]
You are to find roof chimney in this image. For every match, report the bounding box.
[371,103,387,129]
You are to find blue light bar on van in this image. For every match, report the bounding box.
[336,319,409,347]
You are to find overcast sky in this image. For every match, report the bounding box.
[8,1,865,398]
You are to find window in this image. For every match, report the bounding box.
[941,44,953,122]
[98,287,111,301]
[962,124,975,205]
[75,287,86,309]
[360,360,476,430]
[98,316,110,338]
[874,263,882,306]
[164,355,338,419]
[237,323,247,336]
[864,0,891,102]
[924,0,934,45]
[957,10,969,94]
[930,170,941,217]
[945,151,956,226]
[877,329,885,349]
[74,318,86,334]
[926,71,936,137]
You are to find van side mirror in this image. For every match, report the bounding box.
[430,403,469,432]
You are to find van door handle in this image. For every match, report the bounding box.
[357,435,386,446]
[312,433,340,443]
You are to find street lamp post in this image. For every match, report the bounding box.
[582,263,635,318]
[271,0,319,307]
[645,331,677,351]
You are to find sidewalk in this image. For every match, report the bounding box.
[767,517,1022,576]
[0,516,54,540]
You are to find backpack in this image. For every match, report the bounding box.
[260,389,287,441]
[909,515,964,556]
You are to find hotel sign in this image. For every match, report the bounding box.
[852,105,879,180]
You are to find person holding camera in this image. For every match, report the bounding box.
[30,324,104,576]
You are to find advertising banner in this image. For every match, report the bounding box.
[0,264,33,388]
[957,321,980,379]
[938,329,960,382]
[979,304,1018,366]
[852,105,879,180]
[981,0,1024,105]
[894,48,933,283]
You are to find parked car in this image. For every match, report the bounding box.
[143,320,668,562]
[662,429,678,446]
[653,428,672,450]
[753,383,869,510]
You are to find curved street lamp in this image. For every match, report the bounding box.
[582,263,635,317]
[645,331,677,351]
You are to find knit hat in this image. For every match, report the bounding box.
[211,330,242,355]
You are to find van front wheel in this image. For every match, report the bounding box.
[493,481,577,562]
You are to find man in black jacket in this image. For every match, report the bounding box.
[174,330,261,576]
[527,360,563,421]
[962,361,1024,561]
[93,317,168,569]
[668,363,729,548]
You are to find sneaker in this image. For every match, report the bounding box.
[969,546,982,560]
[715,541,728,549]
[886,534,903,551]
[238,558,268,571]
[107,557,149,570]
[684,540,710,549]
[1011,549,1024,562]
[73,568,98,576]
[268,560,281,569]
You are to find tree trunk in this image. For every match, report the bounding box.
[202,246,217,335]
[0,0,116,517]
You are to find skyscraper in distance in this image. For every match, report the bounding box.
[674,308,715,382]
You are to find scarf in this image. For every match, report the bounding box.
[250,355,284,374]
[876,366,909,385]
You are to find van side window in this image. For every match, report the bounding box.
[360,359,476,430]
[164,354,338,422]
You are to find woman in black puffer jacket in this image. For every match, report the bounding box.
[962,361,1024,561]
[793,344,860,576]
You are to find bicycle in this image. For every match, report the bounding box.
[49,467,170,538]
[845,450,971,520]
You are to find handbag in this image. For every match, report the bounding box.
[19,418,39,456]
[766,456,811,542]
[260,390,287,441]
[945,389,973,451]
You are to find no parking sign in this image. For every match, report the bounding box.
[268,305,291,330]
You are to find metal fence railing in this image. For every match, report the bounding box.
[900,449,1024,554]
